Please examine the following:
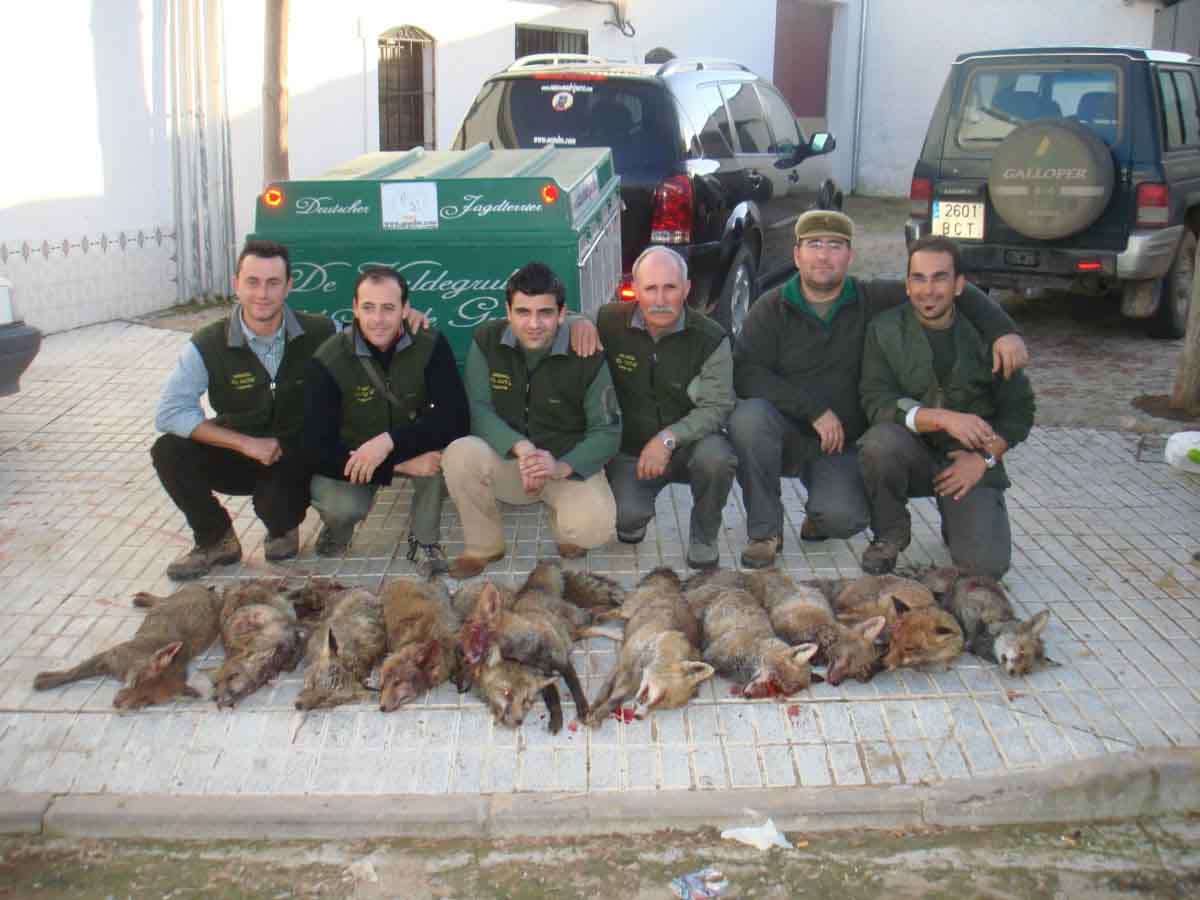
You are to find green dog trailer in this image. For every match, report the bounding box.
[249,144,621,364]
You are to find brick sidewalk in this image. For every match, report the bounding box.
[1,322,1198,798]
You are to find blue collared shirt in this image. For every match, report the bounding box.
[155,305,305,438]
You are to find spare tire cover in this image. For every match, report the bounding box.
[987,119,1115,240]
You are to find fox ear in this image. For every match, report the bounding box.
[480,583,502,617]
[858,616,887,643]
[326,628,340,657]
[149,641,184,674]
[892,596,914,615]
[792,643,819,664]
[484,644,502,666]
[682,661,715,686]
[1024,609,1051,636]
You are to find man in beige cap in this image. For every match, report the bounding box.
[728,209,1028,569]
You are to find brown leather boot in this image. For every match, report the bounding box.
[448,550,505,579]
[740,535,781,569]
[166,527,242,580]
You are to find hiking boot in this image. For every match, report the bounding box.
[407,535,449,576]
[448,550,505,579]
[686,538,720,570]
[861,537,910,575]
[800,518,828,542]
[264,527,299,562]
[740,535,782,569]
[617,525,647,544]
[166,527,242,580]
[315,525,353,557]
[557,543,587,560]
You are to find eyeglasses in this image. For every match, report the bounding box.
[799,238,849,252]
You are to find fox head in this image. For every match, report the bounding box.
[379,639,445,712]
[460,583,505,666]
[476,648,555,729]
[826,616,886,686]
[633,660,714,717]
[993,609,1051,677]
[211,631,305,709]
[882,605,964,671]
[743,643,818,699]
[113,641,185,709]
[296,628,357,710]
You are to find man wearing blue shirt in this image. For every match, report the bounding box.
[152,240,335,579]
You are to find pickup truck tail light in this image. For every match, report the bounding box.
[910,176,932,220]
[1136,183,1169,228]
[650,175,693,244]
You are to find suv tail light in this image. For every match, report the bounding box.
[651,175,693,243]
[1135,183,1169,228]
[617,275,636,302]
[910,176,932,220]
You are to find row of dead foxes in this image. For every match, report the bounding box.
[32,562,1052,732]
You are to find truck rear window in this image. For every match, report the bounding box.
[454,78,682,172]
[956,64,1121,147]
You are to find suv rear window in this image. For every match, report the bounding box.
[453,77,683,172]
[955,64,1122,147]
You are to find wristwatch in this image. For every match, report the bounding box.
[660,431,677,451]
[979,450,998,469]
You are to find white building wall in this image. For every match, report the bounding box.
[0,0,175,333]
[850,0,1157,196]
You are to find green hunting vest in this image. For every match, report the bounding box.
[597,303,727,455]
[192,305,334,443]
[313,325,438,449]
[474,319,605,459]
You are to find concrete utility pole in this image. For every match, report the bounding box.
[263,0,289,186]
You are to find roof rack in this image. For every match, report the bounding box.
[507,53,610,71]
[656,58,751,77]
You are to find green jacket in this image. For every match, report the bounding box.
[597,302,733,455]
[313,325,438,449]
[733,275,1018,443]
[861,304,1036,489]
[191,305,334,446]
[467,319,620,476]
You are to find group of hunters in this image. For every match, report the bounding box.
[152,209,1034,584]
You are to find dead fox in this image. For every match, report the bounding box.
[378,577,461,712]
[474,645,564,733]
[697,584,818,699]
[459,561,615,721]
[285,578,352,621]
[833,574,936,642]
[690,569,886,686]
[943,575,1053,677]
[32,584,221,709]
[585,567,713,726]
[881,601,965,671]
[295,588,387,710]
[210,580,308,709]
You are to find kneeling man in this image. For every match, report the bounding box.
[443,261,620,578]
[303,266,469,572]
[599,246,736,569]
[858,236,1035,578]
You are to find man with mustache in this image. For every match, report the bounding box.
[596,246,736,570]
[729,210,1028,569]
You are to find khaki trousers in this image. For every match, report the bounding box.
[442,436,616,556]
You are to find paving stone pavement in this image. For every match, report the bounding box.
[1,321,1199,801]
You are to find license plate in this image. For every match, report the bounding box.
[932,200,985,241]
